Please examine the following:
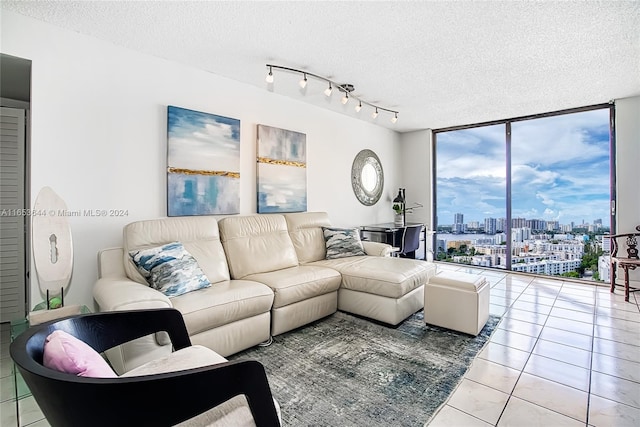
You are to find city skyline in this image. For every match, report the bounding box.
[436,108,611,227]
[441,211,604,228]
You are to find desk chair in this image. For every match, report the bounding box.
[393,225,422,258]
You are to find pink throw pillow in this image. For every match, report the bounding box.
[43,330,117,378]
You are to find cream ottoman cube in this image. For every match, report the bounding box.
[424,271,490,335]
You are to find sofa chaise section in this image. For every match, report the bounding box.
[218,214,342,336]
[93,216,274,373]
[284,212,437,325]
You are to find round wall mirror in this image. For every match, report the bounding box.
[351,149,384,206]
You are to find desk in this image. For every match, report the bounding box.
[360,222,431,260]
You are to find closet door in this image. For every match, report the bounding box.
[0,106,26,322]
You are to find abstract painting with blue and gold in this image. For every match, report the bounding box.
[257,124,307,213]
[167,106,240,216]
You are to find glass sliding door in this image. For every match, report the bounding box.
[510,109,611,279]
[434,124,507,268]
[434,105,612,281]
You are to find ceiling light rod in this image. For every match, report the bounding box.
[265,64,399,116]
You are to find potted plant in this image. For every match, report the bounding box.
[392,203,404,227]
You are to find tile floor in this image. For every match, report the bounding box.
[1,322,49,427]
[1,265,638,427]
[428,263,640,427]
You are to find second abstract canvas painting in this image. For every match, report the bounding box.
[257,124,307,213]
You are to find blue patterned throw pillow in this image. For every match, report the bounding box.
[129,242,211,298]
[323,227,366,260]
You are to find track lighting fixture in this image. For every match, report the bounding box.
[265,66,274,83]
[265,64,399,124]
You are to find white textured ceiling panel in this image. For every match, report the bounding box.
[2,0,639,132]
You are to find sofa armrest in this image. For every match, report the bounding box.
[362,241,393,257]
[93,277,172,312]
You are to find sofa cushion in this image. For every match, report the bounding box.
[171,280,274,336]
[323,227,366,259]
[129,242,212,298]
[176,395,281,427]
[122,346,282,427]
[43,330,117,378]
[218,215,298,279]
[312,257,435,299]
[246,266,341,308]
[124,217,231,286]
[285,212,332,263]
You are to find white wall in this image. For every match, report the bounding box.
[614,96,640,232]
[613,95,640,287]
[1,11,402,310]
[399,130,432,227]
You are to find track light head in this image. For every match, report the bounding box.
[391,113,398,124]
[324,83,333,97]
[341,93,349,105]
[266,66,274,83]
[355,102,362,112]
[372,108,379,119]
[299,73,308,89]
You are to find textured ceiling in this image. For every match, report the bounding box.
[3,0,639,132]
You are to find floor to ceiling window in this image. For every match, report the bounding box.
[433,105,613,281]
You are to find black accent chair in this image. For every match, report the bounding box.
[394,224,423,258]
[9,308,281,427]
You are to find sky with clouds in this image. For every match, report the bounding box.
[436,108,611,228]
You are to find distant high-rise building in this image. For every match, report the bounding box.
[524,219,546,231]
[484,217,497,235]
[453,213,464,234]
[512,227,531,242]
[512,217,527,228]
[497,218,507,232]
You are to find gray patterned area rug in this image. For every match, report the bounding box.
[229,310,500,427]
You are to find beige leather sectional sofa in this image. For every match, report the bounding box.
[93,212,436,374]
